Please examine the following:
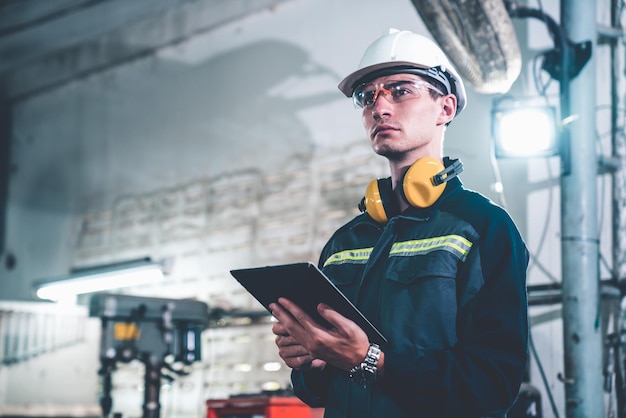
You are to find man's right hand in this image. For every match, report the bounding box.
[272,311,327,370]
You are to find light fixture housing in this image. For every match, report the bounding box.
[491,98,559,158]
[33,257,167,303]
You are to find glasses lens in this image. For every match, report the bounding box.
[352,80,444,109]
[353,81,418,108]
[353,85,375,108]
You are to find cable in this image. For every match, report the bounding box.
[532,53,553,96]
[596,114,608,258]
[529,330,561,418]
[488,137,508,208]
[526,154,560,284]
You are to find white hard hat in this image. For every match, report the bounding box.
[338,29,467,116]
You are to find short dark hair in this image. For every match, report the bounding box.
[425,78,447,99]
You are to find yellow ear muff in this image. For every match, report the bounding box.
[402,157,447,208]
[362,179,389,223]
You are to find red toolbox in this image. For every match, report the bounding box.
[206,396,324,418]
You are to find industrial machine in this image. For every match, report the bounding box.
[89,293,210,418]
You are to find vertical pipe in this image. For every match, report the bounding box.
[610,0,626,282]
[610,0,626,415]
[560,0,604,416]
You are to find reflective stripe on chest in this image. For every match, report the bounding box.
[323,234,473,267]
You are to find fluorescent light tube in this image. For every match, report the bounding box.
[34,258,165,302]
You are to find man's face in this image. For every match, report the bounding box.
[358,74,455,161]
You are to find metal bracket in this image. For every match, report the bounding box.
[541,40,593,81]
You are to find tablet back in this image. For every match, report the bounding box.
[230,262,387,345]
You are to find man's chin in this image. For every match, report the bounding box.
[372,145,404,161]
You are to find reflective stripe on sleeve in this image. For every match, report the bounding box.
[323,248,373,267]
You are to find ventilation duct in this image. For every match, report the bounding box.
[411,0,522,94]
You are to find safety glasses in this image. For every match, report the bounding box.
[352,79,445,109]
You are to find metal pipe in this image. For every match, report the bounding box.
[609,0,626,414]
[560,0,604,417]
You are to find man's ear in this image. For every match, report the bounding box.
[438,94,457,126]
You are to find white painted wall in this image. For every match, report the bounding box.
[0,0,621,417]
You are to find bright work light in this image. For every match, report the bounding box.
[492,101,559,158]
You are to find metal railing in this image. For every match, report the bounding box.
[0,301,87,366]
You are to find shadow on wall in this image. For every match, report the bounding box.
[128,38,345,176]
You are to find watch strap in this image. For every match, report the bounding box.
[363,343,381,370]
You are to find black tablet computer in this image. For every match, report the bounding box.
[230,262,387,345]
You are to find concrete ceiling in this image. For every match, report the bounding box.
[0,0,291,104]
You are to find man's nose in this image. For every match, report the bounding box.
[370,88,393,118]
[370,86,392,107]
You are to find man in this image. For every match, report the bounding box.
[270,29,529,418]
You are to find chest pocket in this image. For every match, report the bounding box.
[384,234,472,296]
[381,235,473,348]
[386,251,458,284]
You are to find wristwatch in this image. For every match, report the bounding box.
[349,343,381,388]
